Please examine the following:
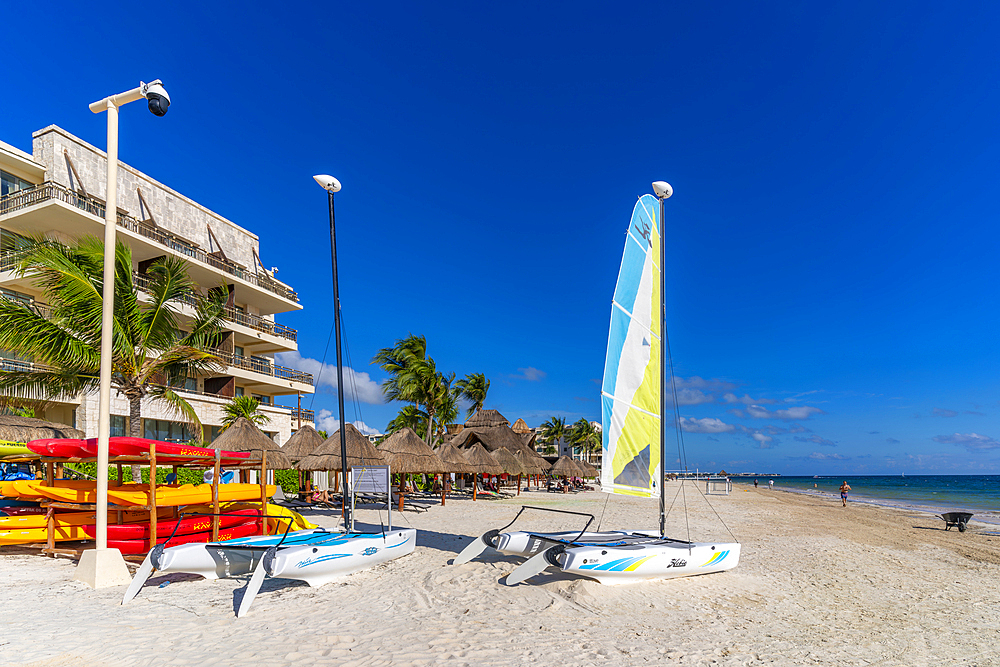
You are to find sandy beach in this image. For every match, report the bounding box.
[2,483,999,667]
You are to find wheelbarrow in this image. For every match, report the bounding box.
[940,512,974,532]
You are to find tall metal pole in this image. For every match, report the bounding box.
[95,100,120,550]
[328,190,350,528]
[658,194,666,537]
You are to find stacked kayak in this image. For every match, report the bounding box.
[6,480,276,506]
[0,507,176,546]
[25,437,251,465]
[0,442,31,457]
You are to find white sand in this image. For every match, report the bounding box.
[2,483,999,666]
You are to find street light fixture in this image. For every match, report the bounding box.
[313,174,350,529]
[75,80,171,589]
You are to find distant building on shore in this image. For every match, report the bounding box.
[0,127,314,444]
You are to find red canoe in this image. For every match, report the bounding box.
[81,508,261,540]
[108,520,260,554]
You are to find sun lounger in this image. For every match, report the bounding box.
[391,492,435,512]
[272,486,313,509]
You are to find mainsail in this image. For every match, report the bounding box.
[601,194,661,497]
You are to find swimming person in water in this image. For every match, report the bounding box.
[840,480,852,507]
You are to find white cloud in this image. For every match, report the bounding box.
[680,417,735,434]
[751,433,774,448]
[933,433,1000,451]
[276,352,383,404]
[723,392,775,405]
[314,409,381,436]
[674,376,737,392]
[808,452,849,460]
[676,389,714,405]
[745,404,824,421]
[512,367,546,382]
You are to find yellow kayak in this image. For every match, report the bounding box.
[5,480,151,501]
[12,481,276,506]
[0,524,90,545]
[0,442,31,457]
[0,507,175,530]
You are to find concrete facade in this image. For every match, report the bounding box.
[0,126,315,446]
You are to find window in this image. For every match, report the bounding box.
[111,415,126,437]
[0,288,32,306]
[0,171,32,197]
[235,386,245,397]
[0,228,32,254]
[234,346,244,359]
[143,419,191,443]
[252,394,272,406]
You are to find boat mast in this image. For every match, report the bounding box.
[653,181,672,537]
[315,174,350,530]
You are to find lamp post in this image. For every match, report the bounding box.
[651,180,672,537]
[75,81,171,589]
[312,174,350,530]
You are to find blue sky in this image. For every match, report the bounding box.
[3,2,1000,474]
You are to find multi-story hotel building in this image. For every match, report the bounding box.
[0,125,315,445]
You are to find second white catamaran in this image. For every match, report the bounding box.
[455,183,740,585]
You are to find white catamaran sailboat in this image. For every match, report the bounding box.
[122,175,416,616]
[454,182,740,585]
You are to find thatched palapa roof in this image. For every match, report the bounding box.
[0,414,83,442]
[549,455,585,477]
[577,460,600,477]
[464,409,509,428]
[280,424,324,461]
[296,423,386,471]
[510,418,531,434]
[435,442,475,473]
[377,427,446,474]
[211,417,291,469]
[491,447,525,476]
[514,449,546,475]
[462,443,504,475]
[448,425,538,459]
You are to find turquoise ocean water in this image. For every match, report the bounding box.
[731,475,1000,525]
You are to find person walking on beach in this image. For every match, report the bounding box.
[840,481,851,507]
[768,479,773,490]
[754,479,758,488]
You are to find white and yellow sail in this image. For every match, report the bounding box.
[601,194,661,497]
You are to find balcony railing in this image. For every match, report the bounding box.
[0,181,299,302]
[210,348,313,385]
[291,407,315,422]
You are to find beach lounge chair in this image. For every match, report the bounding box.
[391,491,435,512]
[272,486,313,509]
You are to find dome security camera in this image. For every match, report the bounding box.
[142,80,170,117]
[652,181,673,200]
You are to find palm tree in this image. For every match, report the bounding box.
[455,372,490,419]
[0,237,225,444]
[386,404,427,435]
[569,418,601,462]
[372,333,427,406]
[221,395,270,430]
[539,416,567,455]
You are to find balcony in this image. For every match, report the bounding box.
[210,348,313,386]
[0,181,299,303]
[132,272,297,344]
[291,407,315,423]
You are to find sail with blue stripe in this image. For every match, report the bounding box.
[601,194,661,498]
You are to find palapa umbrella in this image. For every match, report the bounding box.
[549,455,584,476]
[280,424,325,494]
[0,414,83,442]
[296,423,385,474]
[377,427,446,474]
[435,442,474,474]
[492,446,525,496]
[378,427,448,508]
[462,442,503,501]
[211,417,291,470]
[514,450,548,490]
[280,424,324,462]
[577,460,599,477]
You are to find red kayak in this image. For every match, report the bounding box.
[82,437,251,465]
[26,439,90,458]
[81,508,261,540]
[108,520,260,554]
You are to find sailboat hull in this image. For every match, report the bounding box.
[494,529,655,559]
[559,540,740,584]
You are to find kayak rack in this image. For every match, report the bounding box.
[10,442,277,559]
